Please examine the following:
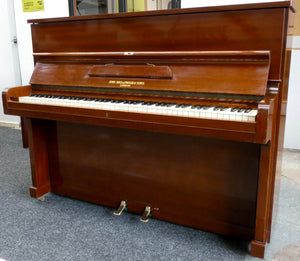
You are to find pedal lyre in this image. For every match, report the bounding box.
[114,201,127,216]
[140,206,151,222]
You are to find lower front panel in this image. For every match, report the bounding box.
[48,121,260,239]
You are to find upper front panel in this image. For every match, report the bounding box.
[30,7,287,80]
[30,51,270,96]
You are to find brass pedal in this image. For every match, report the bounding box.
[37,196,45,202]
[140,206,151,222]
[114,201,127,216]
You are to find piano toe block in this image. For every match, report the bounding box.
[251,240,266,259]
[29,182,50,198]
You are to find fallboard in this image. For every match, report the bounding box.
[31,51,270,97]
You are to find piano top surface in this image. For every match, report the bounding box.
[27,0,294,24]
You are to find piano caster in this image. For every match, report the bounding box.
[140,206,151,223]
[37,196,45,202]
[114,200,127,216]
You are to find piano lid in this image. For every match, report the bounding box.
[30,51,270,97]
[27,1,295,24]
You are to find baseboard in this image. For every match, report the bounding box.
[0,121,20,129]
[284,148,300,153]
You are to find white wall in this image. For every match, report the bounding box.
[0,0,21,124]
[284,49,300,150]
[182,0,285,8]
[14,0,69,85]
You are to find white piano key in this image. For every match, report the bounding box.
[18,95,258,123]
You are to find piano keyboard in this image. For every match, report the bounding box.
[19,94,257,122]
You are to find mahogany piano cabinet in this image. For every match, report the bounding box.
[2,1,295,258]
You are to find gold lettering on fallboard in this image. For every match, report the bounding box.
[108,80,145,87]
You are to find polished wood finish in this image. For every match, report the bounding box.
[20,117,28,148]
[26,118,51,198]
[88,64,173,79]
[2,2,295,259]
[251,240,266,258]
[49,121,259,239]
[281,49,292,115]
[30,5,287,80]
[30,51,270,96]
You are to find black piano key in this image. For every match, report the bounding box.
[156,102,167,106]
[220,107,229,111]
[128,100,137,104]
[191,105,202,109]
[230,107,239,112]
[213,106,222,111]
[147,102,156,105]
[176,104,188,108]
[166,103,176,107]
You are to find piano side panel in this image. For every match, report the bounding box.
[48,121,260,239]
[31,8,285,80]
[264,7,291,244]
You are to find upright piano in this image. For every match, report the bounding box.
[2,1,295,258]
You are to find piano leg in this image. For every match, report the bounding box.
[25,118,51,198]
[252,142,273,258]
[251,240,266,258]
[21,117,29,148]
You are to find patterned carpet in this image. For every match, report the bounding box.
[0,126,299,261]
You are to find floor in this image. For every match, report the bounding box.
[261,149,300,261]
[0,124,299,261]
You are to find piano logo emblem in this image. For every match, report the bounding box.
[109,80,145,87]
